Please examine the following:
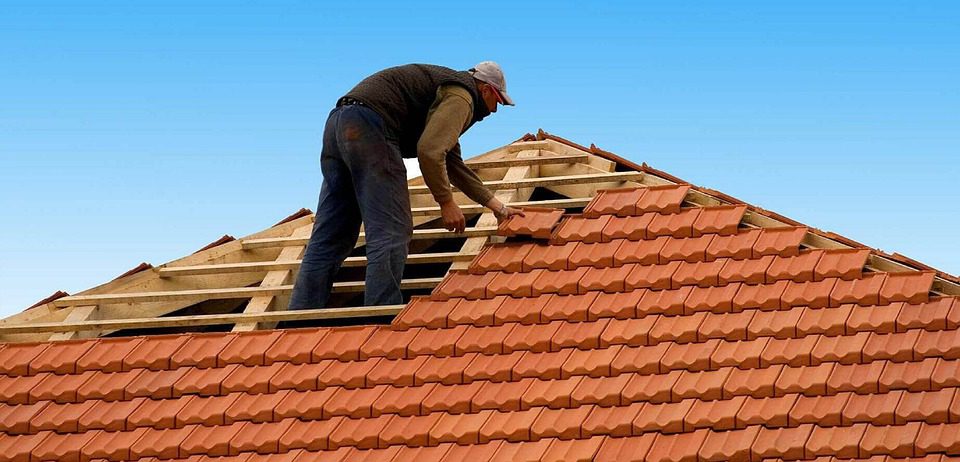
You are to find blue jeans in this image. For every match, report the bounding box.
[289,104,412,309]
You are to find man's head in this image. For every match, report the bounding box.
[469,61,514,113]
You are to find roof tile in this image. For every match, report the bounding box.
[797,304,852,336]
[692,205,746,236]
[611,344,670,375]
[77,337,145,373]
[175,393,239,427]
[531,267,588,296]
[366,355,429,387]
[915,329,960,360]
[863,330,921,362]
[129,424,195,459]
[169,333,235,369]
[264,328,326,365]
[539,292,596,322]
[737,393,797,428]
[774,363,834,396]
[580,264,633,293]
[881,357,937,393]
[723,365,782,399]
[29,370,94,403]
[860,421,922,457]
[831,273,886,306]
[489,439,550,461]
[77,369,142,401]
[393,297,450,330]
[232,419,295,455]
[686,395,746,430]
[488,269,543,297]
[894,388,956,424]
[269,360,328,392]
[718,255,773,285]
[276,388,335,420]
[316,357,378,389]
[561,345,621,378]
[581,402,641,437]
[916,422,960,456]
[621,370,681,404]
[495,295,547,325]
[684,283,741,314]
[711,338,769,369]
[752,226,806,258]
[520,378,581,409]
[638,286,690,316]
[553,215,611,244]
[760,335,817,367]
[327,412,392,449]
[661,235,716,263]
[471,378,532,412]
[0,400,47,434]
[123,334,189,371]
[589,289,643,320]
[81,426,147,461]
[428,409,493,445]
[432,270,495,300]
[932,358,960,389]
[645,428,708,462]
[827,360,886,394]
[847,302,903,334]
[766,249,823,283]
[897,297,957,332]
[523,241,576,271]
[789,392,850,426]
[782,278,838,308]
[440,440,501,461]
[673,368,732,401]
[698,425,759,461]
[323,385,387,419]
[408,324,467,357]
[541,435,605,461]
[569,241,619,268]
[583,187,647,217]
[881,271,936,304]
[661,339,719,372]
[841,390,902,425]
[463,351,522,383]
[594,434,656,461]
[0,342,50,376]
[636,185,690,214]
[671,259,725,288]
[751,424,813,460]
[647,208,701,238]
[814,248,870,281]
[571,374,630,407]
[470,242,534,274]
[805,422,867,458]
[503,321,561,353]
[601,214,654,240]
[513,349,573,380]
[498,207,564,239]
[531,405,592,440]
[810,331,869,365]
[278,416,343,451]
[174,363,236,397]
[31,431,98,462]
[732,280,787,311]
[599,316,657,347]
[222,362,284,394]
[615,236,668,265]
[30,399,95,433]
[551,319,609,350]
[746,306,801,340]
[218,330,282,367]
[705,228,761,261]
[379,413,443,447]
[312,326,376,361]
[449,296,508,326]
[456,323,514,355]
[127,394,192,429]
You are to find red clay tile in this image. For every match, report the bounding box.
[81,426,148,461]
[732,280,787,311]
[881,357,937,392]
[660,235,716,263]
[737,393,797,428]
[449,296,508,326]
[408,324,467,357]
[0,431,48,462]
[797,304,852,336]
[897,297,956,332]
[0,342,50,376]
[753,226,806,258]
[123,334,189,371]
[775,363,834,396]
[571,374,630,407]
[76,336,145,373]
[711,338,769,369]
[611,344,670,375]
[29,399,94,433]
[684,283,741,314]
[530,405,592,440]
[841,390,902,425]
[393,297,450,329]
[31,430,99,462]
[358,326,420,360]
[584,187,647,217]
[391,443,455,462]
[532,267,588,296]
[523,241,577,271]
[782,278,838,308]
[167,333,235,369]
[513,349,573,380]
[673,368,732,401]
[316,358,378,389]
[751,424,813,460]
[0,400,47,434]
[582,402,643,437]
[815,248,870,281]
[789,392,849,426]
[222,363,284,394]
[456,324,514,355]
[76,369,142,401]
[594,433,656,461]
[328,413,393,449]
[805,422,867,458]
[503,321,562,353]
[471,378,533,412]
[693,205,746,237]
[521,377,581,409]
[278,416,344,451]
[0,373,48,404]
[177,421,239,456]
[231,419,295,455]
[32,370,98,404]
[831,273,886,306]
[589,289,643,320]
[422,381,485,415]
[439,441,501,462]
[540,292,597,322]
[881,271,935,304]
[637,185,690,214]
[699,425,759,461]
[718,255,773,285]
[826,360,886,394]
[615,236,668,266]
[269,360,329,392]
[495,295,548,325]
[276,388,335,420]
[176,393,240,427]
[647,208,701,238]
[312,326,376,362]
[638,286,690,316]
[562,346,621,378]
[173,363,236,397]
[650,312,706,344]
[811,331,869,365]
[661,339,720,372]
[489,439,551,461]
[551,319,609,350]
[368,356,431,387]
[916,422,960,455]
[470,242,534,274]
[428,409,493,445]
[746,307,800,339]
[686,395,746,430]
[895,388,955,424]
[916,329,960,360]
[626,261,680,291]
[130,424,196,459]
[127,395,193,430]
[488,269,543,297]
[645,428,708,462]
[760,335,817,367]
[601,214,654,240]
[432,270,495,300]
[568,241,620,268]
[766,249,823,283]
[541,436,605,462]
[125,368,190,400]
[724,365,782,399]
[219,330,282,367]
[624,371,682,405]
[671,259,725,288]
[379,413,443,447]
[463,351,523,383]
[498,206,563,239]
[706,228,761,261]
[553,215,611,244]
[860,422,921,457]
[480,407,543,443]
[323,385,387,419]
[599,316,657,347]
[933,358,960,390]
[264,328,327,365]
[847,302,902,334]
[863,330,921,362]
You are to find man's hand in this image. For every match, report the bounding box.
[495,206,525,224]
[440,199,466,233]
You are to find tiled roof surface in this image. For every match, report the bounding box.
[2,185,960,461]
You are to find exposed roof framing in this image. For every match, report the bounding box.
[2,131,956,343]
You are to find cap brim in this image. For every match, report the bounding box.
[499,90,515,106]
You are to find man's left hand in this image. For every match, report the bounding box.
[496,206,525,224]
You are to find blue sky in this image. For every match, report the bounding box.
[1,1,957,317]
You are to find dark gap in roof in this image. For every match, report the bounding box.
[527,186,566,202]
[107,298,246,337]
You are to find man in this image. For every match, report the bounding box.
[289,62,524,310]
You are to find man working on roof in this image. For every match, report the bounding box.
[289,62,524,310]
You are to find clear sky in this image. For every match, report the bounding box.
[1,1,958,317]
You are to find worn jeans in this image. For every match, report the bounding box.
[288,104,412,309]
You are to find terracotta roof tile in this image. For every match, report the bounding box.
[589,289,643,320]
[380,413,442,447]
[916,422,960,454]
[661,235,716,263]
[594,434,656,461]
[408,324,467,357]
[539,292,595,322]
[672,259,725,288]
[636,185,690,214]
[847,302,903,334]
[531,267,588,296]
[626,261,680,291]
[176,393,239,426]
[783,278,838,308]
[706,228,761,260]
[638,286,690,316]
[767,249,823,283]
[583,187,647,218]
[724,365,782,399]
[328,413,392,449]
[531,405,592,440]
[278,417,343,451]
[646,428,708,462]
[429,409,492,445]
[432,270,495,300]
[449,296,507,326]
[495,295,547,325]
[611,344,670,375]
[615,236,668,265]
[463,351,521,383]
[915,329,960,360]
[747,306,801,339]
[580,265,633,293]
[719,255,773,285]
[692,205,746,237]
[553,215,611,244]
[699,425,760,461]
[498,207,564,239]
[521,378,580,409]
[472,378,532,412]
[128,394,191,429]
[601,214,654,240]
[881,271,936,304]
[568,241,619,268]
[470,242,533,274]
[805,423,867,458]
[797,304,852,336]
[393,297,450,330]
[662,339,720,372]
[599,316,656,347]
[647,208,701,238]
[649,311,705,344]
[775,363,833,396]
[753,226,806,258]
[733,280,787,310]
[276,388,334,420]
[751,424,813,460]
[897,297,957,332]
[711,338,769,369]
[881,357,938,393]
[737,394,797,428]
[815,248,870,281]
[522,241,576,271]
[832,273,886,306]
[895,388,956,424]
[863,330,921,362]
[561,345,621,378]
[827,360,886,394]
[686,395,746,430]
[81,426,147,461]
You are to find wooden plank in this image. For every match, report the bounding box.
[465,153,588,169]
[47,305,99,341]
[52,277,443,307]
[0,304,408,336]
[242,226,500,250]
[412,197,591,217]
[407,171,644,195]
[160,251,479,277]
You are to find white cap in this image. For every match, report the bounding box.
[469,61,515,106]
